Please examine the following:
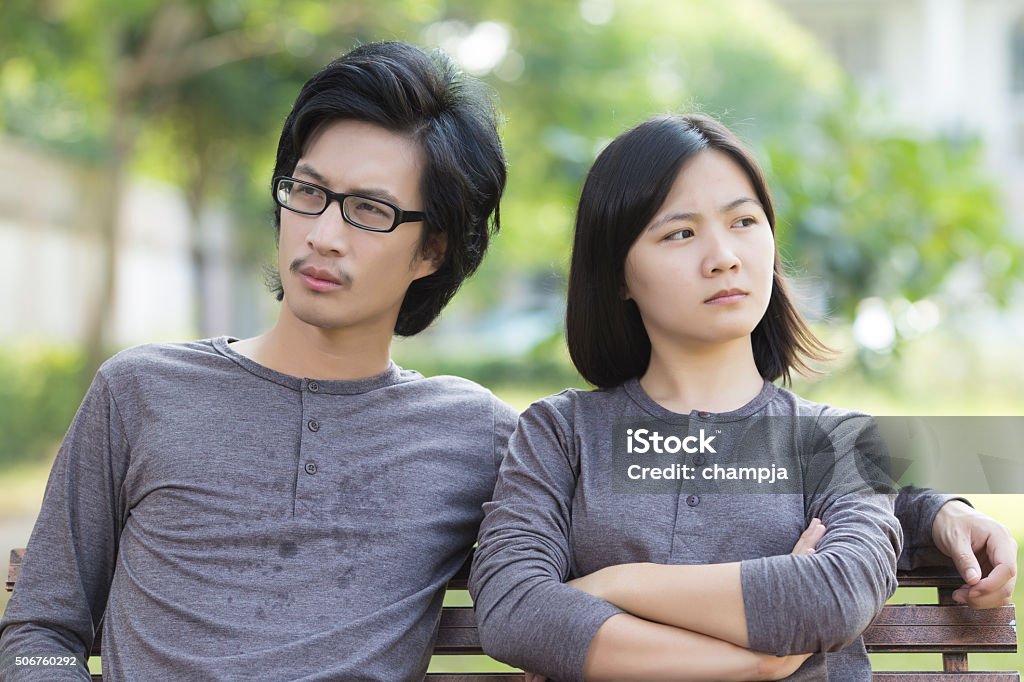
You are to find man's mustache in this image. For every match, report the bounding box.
[290,257,352,286]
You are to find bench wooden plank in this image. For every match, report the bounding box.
[869,604,1017,626]
[424,676,524,681]
[5,548,23,592]
[864,624,1018,653]
[868,671,1019,675]
[440,608,1021,656]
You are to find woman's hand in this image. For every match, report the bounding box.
[790,518,826,555]
[932,500,1018,607]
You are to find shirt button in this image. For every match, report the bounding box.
[307,419,320,432]
[304,462,317,475]
[686,494,700,507]
[694,454,706,466]
[697,411,710,418]
[308,381,320,393]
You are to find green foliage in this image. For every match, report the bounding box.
[767,94,1022,320]
[0,346,87,465]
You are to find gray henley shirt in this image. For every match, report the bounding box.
[0,337,518,681]
[469,379,940,682]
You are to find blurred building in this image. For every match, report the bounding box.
[0,136,256,346]
[774,0,1024,231]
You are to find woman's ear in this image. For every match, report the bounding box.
[620,284,632,301]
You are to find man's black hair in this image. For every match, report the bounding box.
[270,41,506,336]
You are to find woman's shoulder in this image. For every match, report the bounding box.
[521,384,633,431]
[529,382,632,411]
[767,383,872,421]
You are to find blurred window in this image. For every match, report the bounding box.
[1013,16,1024,159]
[1013,16,1024,93]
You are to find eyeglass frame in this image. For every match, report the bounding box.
[272,175,427,233]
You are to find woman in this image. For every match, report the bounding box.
[468,114,901,681]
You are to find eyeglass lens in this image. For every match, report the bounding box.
[276,179,397,230]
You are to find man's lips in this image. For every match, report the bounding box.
[299,266,342,284]
[704,288,748,304]
[300,273,343,292]
[294,263,349,292]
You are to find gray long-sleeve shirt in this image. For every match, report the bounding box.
[0,337,518,681]
[469,378,913,682]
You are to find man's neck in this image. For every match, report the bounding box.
[232,313,393,382]
[639,335,765,414]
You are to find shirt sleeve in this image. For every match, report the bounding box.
[0,370,130,681]
[740,414,902,656]
[894,487,972,571]
[469,399,623,682]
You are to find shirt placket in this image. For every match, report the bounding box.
[295,378,324,516]
[669,412,715,561]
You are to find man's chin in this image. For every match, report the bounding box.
[285,302,359,332]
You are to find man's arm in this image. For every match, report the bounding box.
[0,370,130,681]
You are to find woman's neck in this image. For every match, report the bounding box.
[639,335,766,414]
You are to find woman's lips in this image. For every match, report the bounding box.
[704,293,747,305]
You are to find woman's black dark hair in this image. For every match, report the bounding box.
[566,113,830,388]
[269,41,506,336]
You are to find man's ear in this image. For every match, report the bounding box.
[414,230,447,279]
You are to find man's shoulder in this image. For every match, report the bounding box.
[96,337,229,386]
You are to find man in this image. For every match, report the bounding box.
[0,39,1015,682]
[0,41,516,681]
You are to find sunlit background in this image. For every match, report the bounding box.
[2,0,1023,674]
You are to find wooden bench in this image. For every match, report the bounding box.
[6,547,1019,680]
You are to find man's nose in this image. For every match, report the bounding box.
[306,200,351,256]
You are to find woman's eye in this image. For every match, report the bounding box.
[734,217,758,228]
[665,228,694,241]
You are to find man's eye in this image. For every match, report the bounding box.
[355,201,386,215]
[298,186,320,196]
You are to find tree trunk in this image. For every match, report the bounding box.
[185,167,211,337]
[81,76,136,387]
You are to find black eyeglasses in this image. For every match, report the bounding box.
[273,176,426,233]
